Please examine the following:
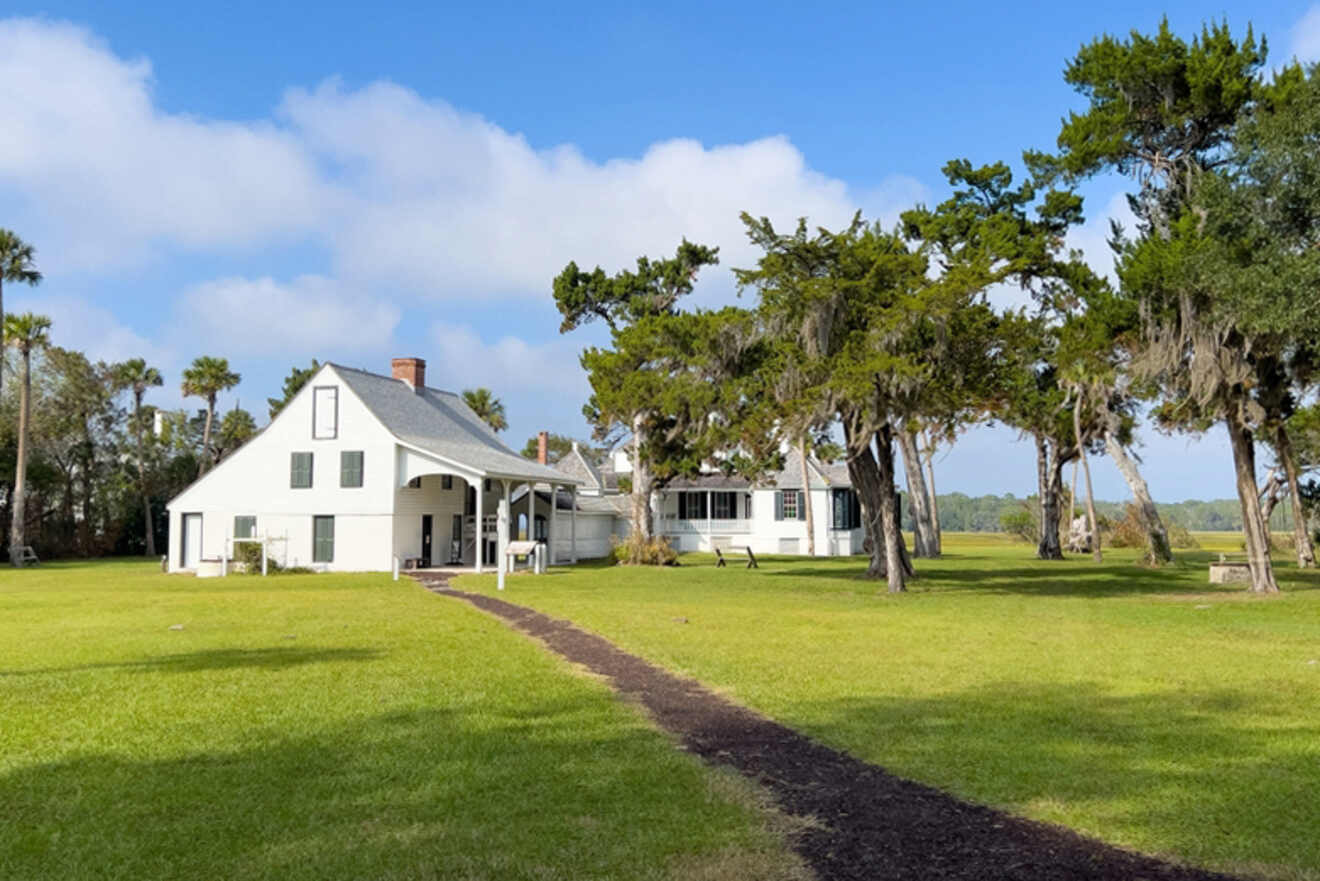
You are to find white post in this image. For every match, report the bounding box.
[527,481,535,545]
[222,526,229,577]
[392,555,399,581]
[263,537,269,575]
[707,489,712,551]
[570,485,578,564]
[474,478,484,575]
[548,483,557,565]
[497,479,511,590]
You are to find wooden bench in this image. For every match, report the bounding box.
[715,546,758,569]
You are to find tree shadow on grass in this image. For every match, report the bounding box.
[1,647,386,678]
[761,551,1320,598]
[795,680,1320,880]
[0,698,761,881]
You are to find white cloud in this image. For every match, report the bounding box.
[0,18,331,271]
[7,292,174,367]
[281,79,871,300]
[172,275,401,357]
[1288,6,1320,66]
[426,322,594,443]
[0,19,897,303]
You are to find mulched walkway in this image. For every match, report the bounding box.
[415,574,1239,881]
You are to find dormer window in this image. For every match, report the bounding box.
[312,386,338,439]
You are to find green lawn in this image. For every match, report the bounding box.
[456,534,1320,881]
[0,559,803,881]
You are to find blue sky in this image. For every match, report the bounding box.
[2,2,1316,501]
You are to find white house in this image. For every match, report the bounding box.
[541,443,865,557]
[166,358,583,574]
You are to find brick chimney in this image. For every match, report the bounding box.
[537,430,549,465]
[391,357,426,391]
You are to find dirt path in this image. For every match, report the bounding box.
[416,575,1239,881]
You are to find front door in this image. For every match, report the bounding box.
[182,513,202,569]
[421,514,433,568]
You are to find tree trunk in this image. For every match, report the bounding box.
[921,427,942,554]
[9,348,31,566]
[799,435,816,557]
[1073,394,1102,563]
[1276,423,1316,569]
[0,277,5,397]
[630,414,654,541]
[1034,434,1063,560]
[898,428,938,558]
[1226,413,1279,594]
[133,392,156,557]
[1104,435,1173,565]
[842,420,887,579]
[875,424,909,592]
[199,397,216,476]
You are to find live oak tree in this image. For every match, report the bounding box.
[0,230,42,399]
[1036,19,1282,590]
[181,356,240,477]
[904,159,1093,560]
[554,240,720,542]
[1191,63,1320,569]
[5,312,52,566]
[461,388,508,433]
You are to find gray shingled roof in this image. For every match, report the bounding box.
[553,445,604,491]
[762,448,851,489]
[667,474,752,490]
[331,364,578,484]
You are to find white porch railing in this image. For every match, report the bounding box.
[661,518,752,535]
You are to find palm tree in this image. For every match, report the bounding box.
[181,356,240,475]
[114,358,164,556]
[462,387,508,432]
[5,312,52,566]
[0,230,43,397]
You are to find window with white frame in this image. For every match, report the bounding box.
[234,515,256,539]
[780,490,798,520]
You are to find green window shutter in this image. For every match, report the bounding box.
[234,516,256,539]
[774,491,784,521]
[291,452,313,488]
[340,451,364,488]
[797,490,806,520]
[313,516,335,563]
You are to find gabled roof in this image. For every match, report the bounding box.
[331,364,577,484]
[554,444,604,491]
[763,448,851,490]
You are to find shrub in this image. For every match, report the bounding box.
[232,542,282,574]
[611,532,678,566]
[1168,523,1200,549]
[1106,505,1146,548]
[999,508,1036,543]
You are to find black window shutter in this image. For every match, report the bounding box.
[797,490,806,520]
[774,491,784,521]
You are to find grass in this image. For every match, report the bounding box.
[0,559,806,881]
[455,533,1320,881]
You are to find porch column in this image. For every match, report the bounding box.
[474,478,484,575]
[707,489,713,548]
[527,482,535,544]
[548,483,558,564]
[497,479,511,590]
[570,485,578,564]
